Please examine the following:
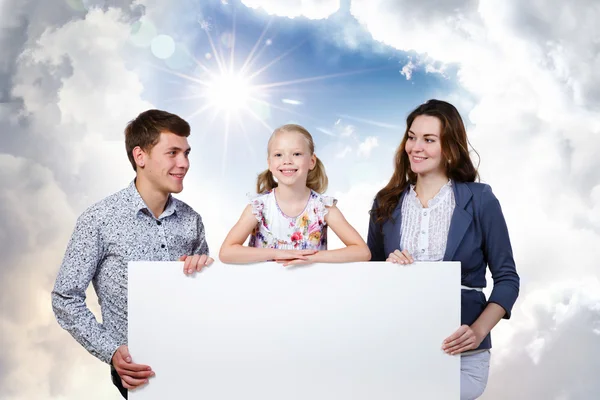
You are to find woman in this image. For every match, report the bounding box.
[367,99,519,399]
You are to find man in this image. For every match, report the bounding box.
[52,109,213,398]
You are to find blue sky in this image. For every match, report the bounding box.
[131,0,461,196]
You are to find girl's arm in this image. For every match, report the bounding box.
[303,205,371,264]
[219,205,317,264]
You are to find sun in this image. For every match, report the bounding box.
[205,72,253,112]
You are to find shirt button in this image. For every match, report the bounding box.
[156,220,162,226]
[421,249,425,253]
[161,244,165,249]
[421,230,426,234]
[423,211,427,216]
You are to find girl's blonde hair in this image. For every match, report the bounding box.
[256,124,328,194]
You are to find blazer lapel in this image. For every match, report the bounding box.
[443,181,473,260]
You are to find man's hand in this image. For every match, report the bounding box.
[180,254,214,275]
[111,345,154,390]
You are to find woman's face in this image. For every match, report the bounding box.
[404,115,446,178]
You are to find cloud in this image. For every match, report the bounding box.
[400,60,415,80]
[249,0,600,396]
[0,2,157,399]
[481,279,600,399]
[282,98,302,105]
[240,0,340,19]
[357,136,378,158]
[335,145,352,159]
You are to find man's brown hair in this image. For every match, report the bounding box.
[124,109,191,171]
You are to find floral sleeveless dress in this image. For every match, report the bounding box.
[248,189,337,250]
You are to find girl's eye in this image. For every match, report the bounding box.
[293,152,302,156]
[426,139,435,143]
[274,153,281,157]
[408,136,415,140]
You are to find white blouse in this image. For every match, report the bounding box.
[400,181,455,261]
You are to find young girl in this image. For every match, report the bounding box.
[220,124,371,266]
[367,100,519,400]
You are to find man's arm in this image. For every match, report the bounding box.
[192,214,210,256]
[180,213,213,274]
[51,211,120,364]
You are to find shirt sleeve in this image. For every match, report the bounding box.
[479,185,520,319]
[191,214,210,256]
[51,211,121,364]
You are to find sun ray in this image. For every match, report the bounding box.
[336,114,402,129]
[185,103,213,122]
[203,23,227,74]
[143,60,214,86]
[221,112,231,179]
[248,97,321,124]
[239,18,274,75]
[255,67,390,90]
[247,40,308,81]
[242,105,274,134]
[228,10,237,74]
[233,112,257,160]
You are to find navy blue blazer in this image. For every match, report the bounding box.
[367,181,520,350]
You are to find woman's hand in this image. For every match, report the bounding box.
[386,249,414,264]
[441,325,484,355]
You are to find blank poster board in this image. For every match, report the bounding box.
[128,261,460,400]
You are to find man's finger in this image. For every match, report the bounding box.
[116,368,154,379]
[121,379,134,390]
[118,346,132,363]
[196,254,208,272]
[121,374,149,387]
[117,361,152,373]
[183,256,192,274]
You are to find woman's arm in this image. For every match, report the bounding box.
[443,185,520,354]
[479,185,520,319]
[219,205,317,264]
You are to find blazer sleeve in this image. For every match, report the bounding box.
[367,199,386,261]
[479,185,520,319]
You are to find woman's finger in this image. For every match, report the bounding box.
[393,249,411,264]
[401,250,414,263]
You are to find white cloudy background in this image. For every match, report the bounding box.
[1,0,599,399]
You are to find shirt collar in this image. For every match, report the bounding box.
[125,180,178,218]
[408,179,452,208]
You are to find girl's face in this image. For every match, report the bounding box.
[268,131,316,189]
[404,115,446,178]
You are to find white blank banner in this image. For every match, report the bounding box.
[128,261,460,400]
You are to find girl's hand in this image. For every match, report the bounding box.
[441,325,484,355]
[276,257,314,267]
[386,249,414,264]
[273,249,318,260]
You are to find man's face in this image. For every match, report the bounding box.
[140,132,191,195]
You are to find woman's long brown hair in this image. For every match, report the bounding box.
[372,99,479,225]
